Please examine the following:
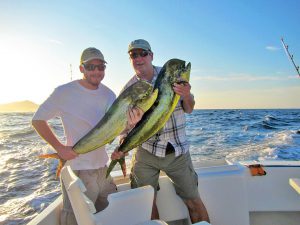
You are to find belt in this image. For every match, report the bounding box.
[165,142,175,155]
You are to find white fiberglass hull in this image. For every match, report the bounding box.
[28,160,300,225]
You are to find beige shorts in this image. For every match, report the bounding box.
[60,166,117,225]
[130,147,200,200]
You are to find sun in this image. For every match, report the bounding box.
[0,35,62,104]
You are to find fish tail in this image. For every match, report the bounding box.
[38,153,65,179]
[118,157,126,177]
[106,160,118,178]
[56,158,65,178]
[38,153,60,159]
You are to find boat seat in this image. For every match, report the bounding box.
[289,178,300,195]
[156,176,190,222]
[197,165,250,225]
[61,166,168,225]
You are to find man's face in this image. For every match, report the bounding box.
[80,59,106,88]
[129,49,153,75]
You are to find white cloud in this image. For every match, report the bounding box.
[192,73,297,81]
[265,46,280,51]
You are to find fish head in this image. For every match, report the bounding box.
[135,88,158,112]
[163,59,191,85]
[122,80,154,103]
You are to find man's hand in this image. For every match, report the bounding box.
[173,80,195,113]
[126,107,144,131]
[57,146,78,160]
[111,149,127,160]
[173,80,191,99]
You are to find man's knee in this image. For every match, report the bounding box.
[185,198,202,209]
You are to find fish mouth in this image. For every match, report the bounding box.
[175,80,189,85]
[170,61,191,85]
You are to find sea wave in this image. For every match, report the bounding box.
[0,109,300,225]
[226,130,300,162]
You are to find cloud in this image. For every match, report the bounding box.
[192,73,296,81]
[265,46,280,51]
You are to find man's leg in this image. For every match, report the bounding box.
[130,147,160,219]
[151,195,160,220]
[184,198,210,223]
[164,152,210,223]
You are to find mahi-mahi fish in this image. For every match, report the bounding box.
[39,80,158,177]
[106,58,191,177]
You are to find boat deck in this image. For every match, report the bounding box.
[250,212,300,225]
[28,160,300,225]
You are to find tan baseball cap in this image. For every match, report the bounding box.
[80,47,107,64]
[128,39,151,52]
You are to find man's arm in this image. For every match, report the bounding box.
[32,120,77,160]
[173,82,195,114]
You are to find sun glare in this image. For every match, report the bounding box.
[0,35,63,104]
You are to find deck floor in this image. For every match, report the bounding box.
[167,212,300,225]
[167,218,190,225]
[250,212,300,225]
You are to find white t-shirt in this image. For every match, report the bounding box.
[32,80,116,170]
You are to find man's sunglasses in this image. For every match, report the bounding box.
[83,64,106,71]
[129,50,151,59]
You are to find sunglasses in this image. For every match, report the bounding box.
[129,50,151,59]
[83,64,106,71]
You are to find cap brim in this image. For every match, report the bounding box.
[82,57,107,64]
[128,46,150,52]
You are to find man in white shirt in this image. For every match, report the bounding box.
[32,47,140,225]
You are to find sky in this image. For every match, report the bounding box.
[0,0,299,109]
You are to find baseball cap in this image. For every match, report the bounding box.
[80,47,107,64]
[128,39,151,52]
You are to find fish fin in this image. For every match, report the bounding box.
[106,157,126,178]
[56,159,65,178]
[38,153,60,159]
[106,160,118,178]
[119,157,126,177]
[38,153,65,179]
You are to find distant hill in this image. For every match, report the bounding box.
[0,100,39,112]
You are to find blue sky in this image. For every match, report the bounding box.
[0,0,299,109]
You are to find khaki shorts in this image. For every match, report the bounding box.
[130,146,199,200]
[60,166,117,225]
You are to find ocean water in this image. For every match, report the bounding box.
[0,109,300,224]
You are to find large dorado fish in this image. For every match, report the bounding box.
[40,80,158,177]
[73,81,158,154]
[106,58,191,177]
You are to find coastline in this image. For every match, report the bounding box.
[0,100,38,113]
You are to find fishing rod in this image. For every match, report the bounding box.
[281,38,300,77]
